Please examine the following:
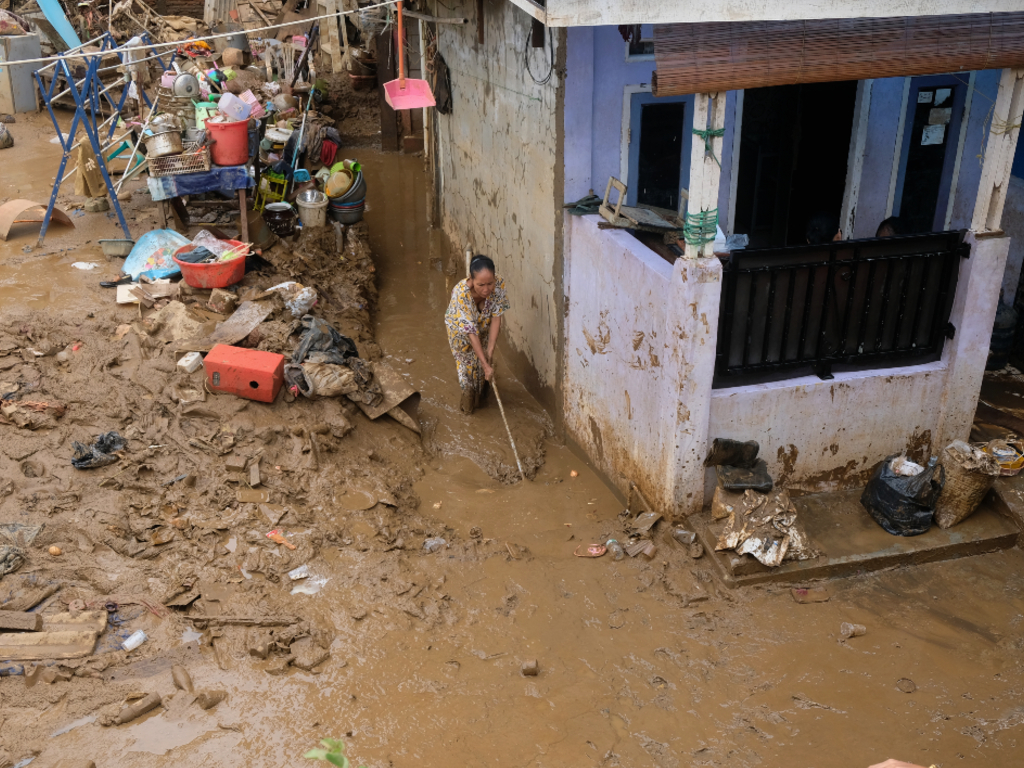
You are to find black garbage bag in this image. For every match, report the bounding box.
[715,458,773,493]
[705,438,759,468]
[861,454,945,536]
[72,431,127,469]
[291,315,358,366]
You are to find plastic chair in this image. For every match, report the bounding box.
[255,171,288,212]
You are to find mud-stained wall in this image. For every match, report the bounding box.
[432,0,562,404]
[709,234,1011,495]
[563,214,721,516]
[709,364,950,493]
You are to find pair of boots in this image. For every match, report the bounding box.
[459,380,490,415]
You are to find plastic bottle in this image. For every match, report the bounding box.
[606,539,624,561]
[122,629,147,651]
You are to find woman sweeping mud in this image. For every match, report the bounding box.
[445,255,509,415]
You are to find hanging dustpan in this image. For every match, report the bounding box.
[383,0,436,110]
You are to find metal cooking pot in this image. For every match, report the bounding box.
[145,130,183,158]
[172,72,201,99]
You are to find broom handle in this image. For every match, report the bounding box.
[491,377,526,481]
[396,0,407,88]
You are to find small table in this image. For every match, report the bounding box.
[148,165,254,243]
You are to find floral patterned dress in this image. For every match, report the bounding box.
[445,276,510,390]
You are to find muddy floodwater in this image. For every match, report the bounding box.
[1,112,1024,768]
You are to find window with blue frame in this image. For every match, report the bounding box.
[626,91,694,213]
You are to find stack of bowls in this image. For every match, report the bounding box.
[327,170,366,224]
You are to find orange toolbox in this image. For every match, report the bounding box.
[203,344,285,403]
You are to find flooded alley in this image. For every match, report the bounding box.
[2,2,1024,767]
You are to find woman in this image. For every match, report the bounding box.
[445,255,510,415]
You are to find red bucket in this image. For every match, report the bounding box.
[204,118,250,166]
[173,241,247,288]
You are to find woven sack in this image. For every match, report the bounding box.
[934,441,1001,529]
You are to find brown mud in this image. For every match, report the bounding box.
[0,113,1023,768]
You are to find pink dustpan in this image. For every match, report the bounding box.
[384,77,435,109]
[383,0,436,110]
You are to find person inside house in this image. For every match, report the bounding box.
[445,255,510,415]
[806,212,843,244]
[875,216,903,238]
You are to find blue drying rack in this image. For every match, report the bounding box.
[33,33,172,246]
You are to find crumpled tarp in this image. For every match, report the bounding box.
[71,431,127,469]
[0,522,44,546]
[123,229,191,280]
[0,544,26,576]
[146,165,254,202]
[715,488,817,567]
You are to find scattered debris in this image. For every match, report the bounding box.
[840,622,867,639]
[71,431,127,470]
[896,678,917,693]
[791,586,832,604]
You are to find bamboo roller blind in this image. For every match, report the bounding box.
[652,13,1024,96]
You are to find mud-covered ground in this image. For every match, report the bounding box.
[1,114,1024,768]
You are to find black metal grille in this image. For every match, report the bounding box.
[714,231,968,387]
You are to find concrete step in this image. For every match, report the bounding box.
[693,484,1021,588]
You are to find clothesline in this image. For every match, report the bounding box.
[13,0,396,70]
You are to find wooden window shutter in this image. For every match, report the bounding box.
[652,13,1024,96]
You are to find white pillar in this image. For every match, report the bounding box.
[684,92,727,259]
[972,68,1024,234]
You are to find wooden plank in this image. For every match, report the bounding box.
[0,630,99,660]
[43,610,107,633]
[322,0,343,74]
[0,584,60,612]
[376,31,400,152]
[0,612,43,632]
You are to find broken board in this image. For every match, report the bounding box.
[597,177,683,235]
[174,300,274,352]
[356,361,421,433]
[43,610,107,633]
[0,629,99,660]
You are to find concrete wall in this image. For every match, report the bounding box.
[563,218,1009,511]
[563,214,721,516]
[432,0,563,407]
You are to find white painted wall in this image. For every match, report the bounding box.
[563,213,720,516]
[518,0,1022,27]
[563,213,1010,512]
[433,0,562,399]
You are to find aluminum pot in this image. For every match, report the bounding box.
[145,129,183,158]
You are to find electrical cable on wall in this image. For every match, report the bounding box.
[523,22,553,86]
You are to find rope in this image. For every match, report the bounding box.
[692,126,725,167]
[683,208,718,247]
[8,0,397,69]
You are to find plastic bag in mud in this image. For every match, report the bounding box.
[860,453,945,536]
[715,459,773,493]
[71,431,127,469]
[291,315,358,366]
